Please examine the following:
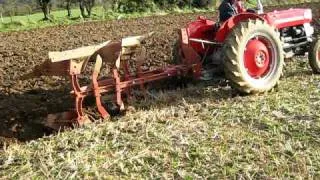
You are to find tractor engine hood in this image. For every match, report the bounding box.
[264,8,313,29]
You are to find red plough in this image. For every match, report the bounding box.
[25,1,320,130]
[25,32,202,129]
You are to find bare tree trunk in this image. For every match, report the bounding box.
[86,7,91,17]
[85,5,91,17]
[38,0,51,20]
[85,0,95,17]
[79,0,86,18]
[67,0,72,17]
[42,4,49,20]
[0,6,3,23]
[49,3,52,14]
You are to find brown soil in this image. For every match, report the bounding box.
[0,3,319,143]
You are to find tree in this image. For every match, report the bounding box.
[4,0,18,22]
[192,0,213,8]
[24,4,33,22]
[84,0,95,17]
[38,0,52,20]
[115,0,154,13]
[66,0,72,17]
[0,4,3,23]
[66,0,95,18]
[79,0,95,17]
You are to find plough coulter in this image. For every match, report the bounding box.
[25,0,320,130]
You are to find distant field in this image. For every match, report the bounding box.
[0,0,319,32]
[0,6,213,32]
[0,7,133,32]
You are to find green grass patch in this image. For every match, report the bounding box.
[0,7,216,32]
[0,0,317,32]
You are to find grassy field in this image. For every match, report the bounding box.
[0,59,320,178]
[0,7,215,32]
[0,0,317,32]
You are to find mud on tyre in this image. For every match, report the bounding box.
[223,19,284,93]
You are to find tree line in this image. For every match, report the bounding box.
[0,0,217,20]
[0,0,96,20]
[39,0,95,19]
[0,0,318,20]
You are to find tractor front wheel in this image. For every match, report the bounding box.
[223,19,284,93]
[308,37,320,74]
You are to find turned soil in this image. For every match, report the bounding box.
[0,3,319,143]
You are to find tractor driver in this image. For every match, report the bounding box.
[218,0,246,22]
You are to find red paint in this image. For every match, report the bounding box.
[185,16,215,55]
[184,8,312,46]
[92,71,110,119]
[179,28,202,77]
[70,74,86,123]
[42,7,316,129]
[244,39,271,78]
[215,13,265,42]
[181,28,189,45]
[44,43,202,128]
[264,9,312,29]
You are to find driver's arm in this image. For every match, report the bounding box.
[236,0,246,13]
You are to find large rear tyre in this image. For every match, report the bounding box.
[308,37,320,74]
[223,19,284,93]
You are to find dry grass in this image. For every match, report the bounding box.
[0,59,320,179]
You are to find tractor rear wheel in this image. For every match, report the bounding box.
[308,37,320,74]
[223,19,284,93]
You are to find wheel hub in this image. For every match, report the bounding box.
[244,39,271,78]
[255,51,267,68]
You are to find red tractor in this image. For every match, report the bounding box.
[175,0,320,93]
[25,1,320,129]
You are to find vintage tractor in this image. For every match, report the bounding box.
[24,1,320,129]
[175,0,319,93]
